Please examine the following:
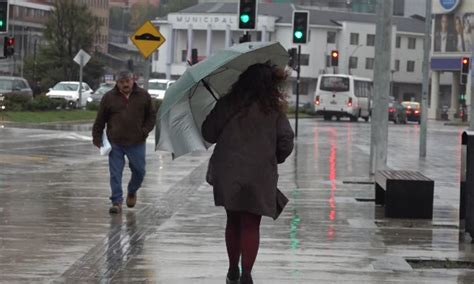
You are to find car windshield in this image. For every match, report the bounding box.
[95,86,113,95]
[148,82,167,90]
[0,79,13,90]
[320,77,350,92]
[53,83,78,91]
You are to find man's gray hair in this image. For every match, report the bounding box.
[115,70,134,81]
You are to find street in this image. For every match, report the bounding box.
[0,118,473,283]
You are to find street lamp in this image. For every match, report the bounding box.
[348,44,363,75]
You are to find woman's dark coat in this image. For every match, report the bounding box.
[201,97,294,219]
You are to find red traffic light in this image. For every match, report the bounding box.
[331,51,339,58]
[461,57,470,74]
[331,50,339,66]
[6,37,14,46]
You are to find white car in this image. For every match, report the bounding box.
[147,79,175,100]
[46,81,93,108]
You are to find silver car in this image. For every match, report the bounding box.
[0,76,33,99]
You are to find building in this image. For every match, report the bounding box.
[429,0,473,120]
[151,2,449,113]
[77,0,110,53]
[110,0,160,7]
[0,1,53,76]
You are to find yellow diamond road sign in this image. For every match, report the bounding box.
[131,21,166,59]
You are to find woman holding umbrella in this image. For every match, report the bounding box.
[202,62,294,284]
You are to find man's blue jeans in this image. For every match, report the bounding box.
[108,143,146,205]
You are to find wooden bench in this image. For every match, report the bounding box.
[375,170,434,219]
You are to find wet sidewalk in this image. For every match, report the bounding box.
[1,119,474,283]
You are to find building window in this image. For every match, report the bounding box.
[407,60,415,72]
[366,34,375,46]
[327,31,336,44]
[350,33,359,45]
[408,37,416,49]
[349,56,358,69]
[365,57,374,70]
[300,54,310,66]
[181,50,187,62]
[292,81,309,95]
[395,59,400,72]
[396,36,401,48]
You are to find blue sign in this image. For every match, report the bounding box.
[439,0,461,13]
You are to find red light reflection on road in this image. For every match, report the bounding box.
[328,128,337,239]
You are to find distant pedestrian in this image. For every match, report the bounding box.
[202,62,294,284]
[92,70,156,214]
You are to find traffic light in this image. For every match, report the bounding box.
[4,36,14,57]
[460,57,470,85]
[292,10,309,44]
[0,1,8,33]
[238,0,257,30]
[331,50,339,66]
[288,48,297,70]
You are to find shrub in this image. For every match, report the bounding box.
[86,101,100,111]
[25,95,64,111]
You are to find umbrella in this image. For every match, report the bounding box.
[155,41,289,158]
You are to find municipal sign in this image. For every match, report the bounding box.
[73,49,91,66]
[131,21,166,59]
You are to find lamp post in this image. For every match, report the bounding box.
[348,44,363,75]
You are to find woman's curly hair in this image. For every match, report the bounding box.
[225,62,289,114]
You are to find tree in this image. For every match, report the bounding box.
[129,3,160,31]
[24,0,105,89]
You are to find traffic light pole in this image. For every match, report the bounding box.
[295,45,301,138]
[419,0,432,157]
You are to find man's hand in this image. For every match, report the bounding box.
[93,140,102,148]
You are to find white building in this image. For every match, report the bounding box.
[151,2,456,118]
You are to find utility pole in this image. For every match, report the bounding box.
[370,0,392,174]
[420,0,432,156]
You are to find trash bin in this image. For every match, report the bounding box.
[460,131,474,239]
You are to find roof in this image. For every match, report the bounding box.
[178,2,424,34]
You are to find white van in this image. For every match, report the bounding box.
[147,79,175,100]
[314,74,372,122]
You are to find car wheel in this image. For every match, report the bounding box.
[363,116,369,122]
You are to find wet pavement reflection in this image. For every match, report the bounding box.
[1,119,474,283]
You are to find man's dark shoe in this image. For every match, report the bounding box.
[126,192,137,208]
[226,267,240,284]
[109,203,122,214]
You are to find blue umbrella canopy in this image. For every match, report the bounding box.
[155,41,289,158]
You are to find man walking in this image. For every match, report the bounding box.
[92,70,156,214]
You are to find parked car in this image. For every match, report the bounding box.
[388,100,407,124]
[401,101,421,124]
[87,82,115,104]
[46,81,93,108]
[0,76,33,99]
[147,79,175,100]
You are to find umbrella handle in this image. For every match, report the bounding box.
[201,79,218,101]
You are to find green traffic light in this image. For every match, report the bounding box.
[294,30,303,39]
[240,14,250,24]
[0,20,3,27]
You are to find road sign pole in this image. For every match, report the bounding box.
[144,57,150,91]
[79,56,83,108]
